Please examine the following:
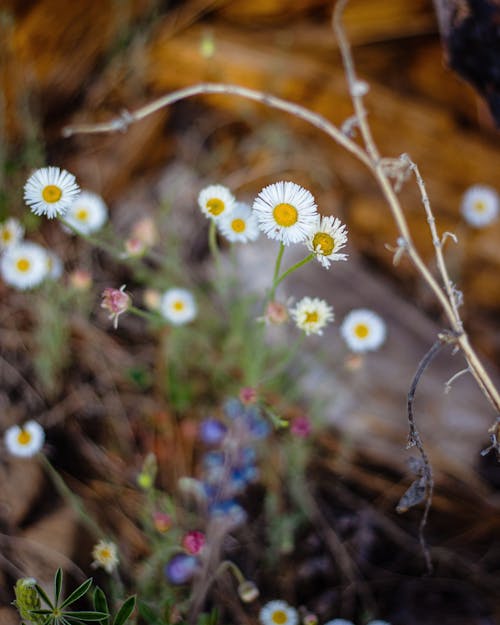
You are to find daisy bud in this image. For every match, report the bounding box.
[303,613,318,625]
[101,285,131,329]
[131,216,158,246]
[69,269,92,290]
[124,236,147,257]
[153,511,173,533]
[238,580,260,603]
[143,288,161,311]
[264,301,289,325]
[182,530,206,555]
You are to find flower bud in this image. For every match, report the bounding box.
[237,580,259,603]
[164,553,198,585]
[101,284,131,329]
[182,530,206,555]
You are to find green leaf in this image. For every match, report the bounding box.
[93,587,109,625]
[137,601,163,625]
[54,569,63,606]
[63,611,110,621]
[35,583,54,609]
[60,578,93,609]
[113,595,136,625]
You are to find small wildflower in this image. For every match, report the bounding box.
[306,215,348,268]
[0,218,24,250]
[160,288,197,325]
[165,553,198,585]
[153,511,173,533]
[263,300,289,325]
[218,202,260,243]
[290,296,334,336]
[4,421,45,458]
[238,580,260,603]
[340,308,386,353]
[131,216,158,246]
[101,285,131,329]
[91,539,119,573]
[461,184,499,228]
[63,190,108,234]
[124,236,147,257]
[302,614,318,625]
[24,166,80,218]
[259,600,299,625]
[198,184,235,220]
[253,181,318,245]
[69,269,92,290]
[239,386,258,405]
[290,415,312,437]
[1,241,48,290]
[182,530,206,555]
[143,288,161,311]
[199,418,227,445]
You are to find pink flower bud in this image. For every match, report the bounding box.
[69,269,92,290]
[239,387,257,405]
[153,511,173,533]
[181,530,205,555]
[131,217,158,246]
[290,415,311,438]
[124,237,147,257]
[265,300,289,325]
[101,285,131,329]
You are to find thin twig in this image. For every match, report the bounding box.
[406,334,451,574]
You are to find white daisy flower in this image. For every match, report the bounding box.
[290,296,334,336]
[324,620,355,625]
[340,308,386,353]
[91,539,119,574]
[198,184,235,220]
[24,166,80,219]
[252,181,318,246]
[1,241,48,290]
[306,215,348,268]
[160,288,197,325]
[63,190,108,234]
[461,184,499,228]
[218,202,260,243]
[259,600,298,625]
[0,218,24,250]
[4,421,45,458]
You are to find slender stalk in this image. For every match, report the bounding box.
[269,242,285,300]
[274,253,314,290]
[208,219,221,273]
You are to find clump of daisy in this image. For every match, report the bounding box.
[253,181,318,245]
[0,218,24,250]
[101,285,131,329]
[63,190,108,234]
[24,166,80,218]
[461,184,499,228]
[160,288,197,326]
[218,202,259,243]
[306,215,348,268]
[91,539,119,573]
[198,184,235,220]
[259,600,298,625]
[290,296,334,336]
[340,308,386,353]
[4,421,45,458]
[0,241,48,290]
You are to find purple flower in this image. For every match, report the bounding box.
[164,553,198,585]
[199,418,227,445]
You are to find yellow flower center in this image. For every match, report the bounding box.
[1,230,12,241]
[305,311,319,323]
[76,208,89,221]
[473,200,486,213]
[17,429,32,446]
[273,203,298,227]
[231,218,246,233]
[16,258,31,272]
[173,300,185,311]
[271,610,288,625]
[207,198,225,216]
[99,549,111,561]
[42,185,62,203]
[312,232,335,255]
[354,323,369,338]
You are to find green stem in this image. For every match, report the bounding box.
[59,218,121,258]
[259,334,306,385]
[274,253,314,290]
[269,243,285,301]
[129,305,159,323]
[41,455,103,539]
[208,219,221,272]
